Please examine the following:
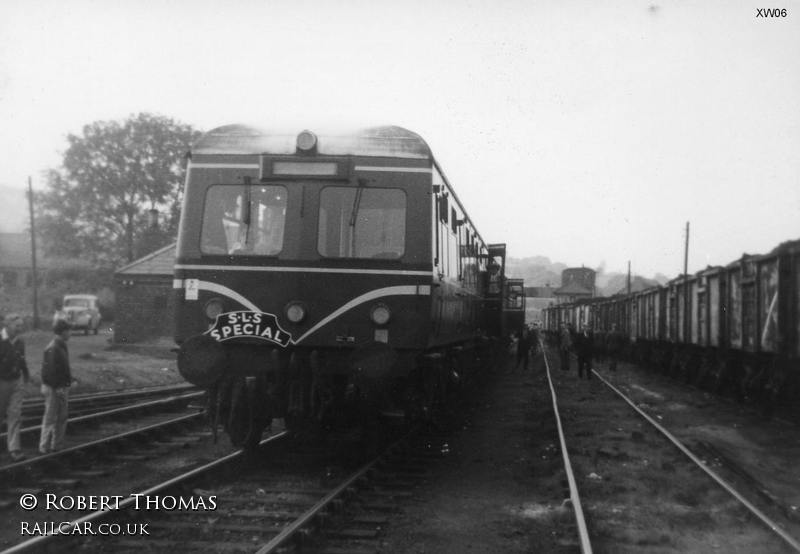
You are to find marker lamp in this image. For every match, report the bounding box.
[370,303,391,326]
[285,301,307,323]
[204,298,225,320]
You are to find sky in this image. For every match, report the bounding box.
[0,0,798,279]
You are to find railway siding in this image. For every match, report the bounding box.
[594,358,800,534]
[376,347,800,553]
[550,352,799,553]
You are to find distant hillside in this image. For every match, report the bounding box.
[505,256,565,289]
[506,255,669,297]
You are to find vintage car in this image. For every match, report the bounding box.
[53,294,101,335]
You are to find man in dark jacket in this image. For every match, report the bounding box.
[39,320,73,454]
[575,324,594,380]
[558,323,572,371]
[0,313,30,461]
[515,327,531,371]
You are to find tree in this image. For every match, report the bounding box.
[37,113,202,266]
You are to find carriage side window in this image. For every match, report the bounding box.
[318,187,406,259]
[201,184,287,256]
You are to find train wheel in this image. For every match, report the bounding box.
[221,376,249,447]
[212,375,273,450]
[243,374,273,451]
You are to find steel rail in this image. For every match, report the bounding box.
[1,431,289,553]
[66,391,203,424]
[20,383,197,409]
[541,342,593,554]
[0,411,204,473]
[10,385,201,431]
[592,368,800,553]
[255,434,410,554]
[8,390,204,440]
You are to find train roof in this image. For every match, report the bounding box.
[193,124,432,159]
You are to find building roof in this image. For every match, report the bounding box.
[116,243,176,276]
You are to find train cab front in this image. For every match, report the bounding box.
[172,125,437,440]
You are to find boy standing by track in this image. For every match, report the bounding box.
[39,320,73,454]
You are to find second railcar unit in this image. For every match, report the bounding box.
[503,277,527,338]
[173,124,506,445]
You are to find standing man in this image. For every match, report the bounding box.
[528,324,539,357]
[39,320,73,454]
[0,313,31,461]
[515,327,531,371]
[575,323,594,380]
[558,323,572,372]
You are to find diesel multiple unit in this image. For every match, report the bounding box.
[173,124,518,446]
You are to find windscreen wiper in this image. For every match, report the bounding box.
[348,179,366,256]
[348,178,366,227]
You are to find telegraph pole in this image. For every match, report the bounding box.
[627,261,631,295]
[28,177,40,330]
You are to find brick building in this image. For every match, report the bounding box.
[114,243,176,343]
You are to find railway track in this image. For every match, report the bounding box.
[1,430,287,554]
[2,364,495,553]
[0,405,233,552]
[1,387,205,462]
[14,384,200,427]
[542,344,800,553]
[2,424,433,553]
[0,386,214,543]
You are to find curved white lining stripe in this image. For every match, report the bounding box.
[197,281,261,312]
[293,285,424,344]
[354,166,432,173]
[189,163,260,169]
[175,264,432,276]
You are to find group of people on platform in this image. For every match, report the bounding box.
[0,314,73,462]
